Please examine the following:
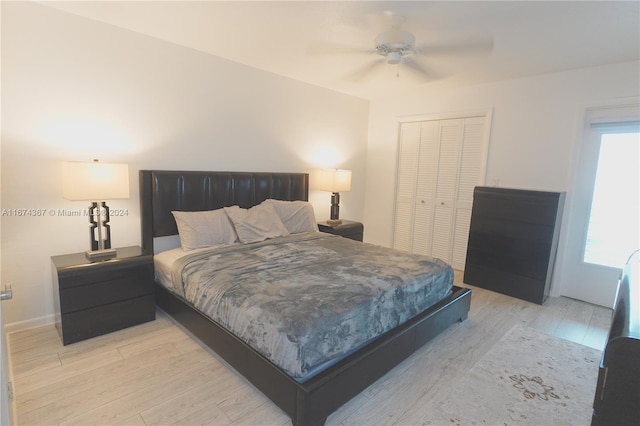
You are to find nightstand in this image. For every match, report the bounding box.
[318,220,364,242]
[51,246,155,345]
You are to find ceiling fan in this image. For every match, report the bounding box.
[309,18,493,82]
[367,28,428,79]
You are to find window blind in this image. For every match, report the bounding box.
[586,103,639,132]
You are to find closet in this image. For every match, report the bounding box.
[393,115,489,270]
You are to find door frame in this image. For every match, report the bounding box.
[553,97,639,307]
[1,298,15,426]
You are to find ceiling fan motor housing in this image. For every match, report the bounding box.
[375,29,416,63]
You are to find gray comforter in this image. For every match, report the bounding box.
[171,232,453,382]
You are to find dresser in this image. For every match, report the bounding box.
[51,246,155,345]
[463,187,565,304]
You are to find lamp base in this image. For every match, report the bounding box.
[85,248,117,262]
[326,219,343,226]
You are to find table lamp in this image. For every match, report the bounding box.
[317,168,351,225]
[61,160,130,261]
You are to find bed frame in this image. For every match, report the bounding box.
[140,170,471,426]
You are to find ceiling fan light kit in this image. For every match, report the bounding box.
[386,51,402,64]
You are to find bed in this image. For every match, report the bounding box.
[140,170,471,426]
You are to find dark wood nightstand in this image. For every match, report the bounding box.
[51,246,155,345]
[318,220,364,242]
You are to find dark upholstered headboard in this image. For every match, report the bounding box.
[139,170,309,253]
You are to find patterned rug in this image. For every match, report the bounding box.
[430,325,601,425]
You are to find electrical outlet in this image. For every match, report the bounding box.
[7,381,14,401]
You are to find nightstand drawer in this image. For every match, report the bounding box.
[58,260,150,288]
[59,264,153,313]
[60,295,155,345]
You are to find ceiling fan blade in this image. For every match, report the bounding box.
[344,59,386,82]
[415,33,494,56]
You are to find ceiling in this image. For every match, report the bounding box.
[44,1,640,100]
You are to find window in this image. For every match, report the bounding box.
[584,130,639,268]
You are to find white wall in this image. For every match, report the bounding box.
[1,2,369,328]
[364,60,640,297]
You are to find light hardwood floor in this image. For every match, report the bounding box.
[8,274,611,426]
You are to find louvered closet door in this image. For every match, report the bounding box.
[431,119,463,262]
[393,115,487,271]
[412,121,440,256]
[452,117,486,269]
[393,122,421,251]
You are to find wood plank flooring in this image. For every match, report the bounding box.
[8,274,611,425]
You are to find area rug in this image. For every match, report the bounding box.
[430,325,601,425]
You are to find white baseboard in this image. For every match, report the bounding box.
[5,314,55,334]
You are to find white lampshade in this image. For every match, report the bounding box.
[317,169,352,193]
[61,161,130,201]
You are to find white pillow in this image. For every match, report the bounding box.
[172,209,238,251]
[262,199,318,234]
[224,203,289,243]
